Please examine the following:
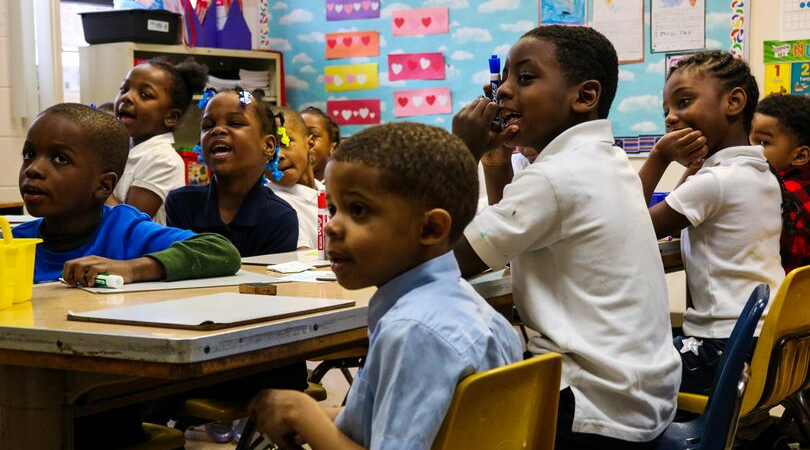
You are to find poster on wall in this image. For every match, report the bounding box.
[665,52,697,77]
[651,0,706,53]
[728,0,749,59]
[326,0,381,21]
[391,7,449,36]
[592,0,644,64]
[326,31,380,59]
[388,52,446,81]
[394,87,452,117]
[763,40,810,97]
[324,63,379,92]
[539,0,587,25]
[780,0,810,41]
[327,99,381,125]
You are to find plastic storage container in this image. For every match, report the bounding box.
[0,216,41,308]
[80,9,181,45]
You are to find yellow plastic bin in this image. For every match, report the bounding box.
[0,216,41,308]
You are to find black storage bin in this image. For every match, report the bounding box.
[80,9,181,45]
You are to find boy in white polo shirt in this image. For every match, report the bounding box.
[453,26,681,449]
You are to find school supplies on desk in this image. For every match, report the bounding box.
[241,250,330,268]
[0,215,41,308]
[59,273,124,290]
[78,270,284,294]
[67,292,355,330]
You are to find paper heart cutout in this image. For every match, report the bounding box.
[346,74,356,83]
[345,4,354,13]
[341,110,352,120]
[420,58,431,70]
[342,37,353,47]
[370,112,376,118]
[425,95,436,105]
[325,75,335,84]
[371,2,379,10]
[359,108,369,118]
[356,74,367,84]
[353,110,359,116]
[407,60,418,70]
[327,39,337,49]
[335,4,343,12]
[421,17,432,27]
[353,3,361,11]
[332,110,339,116]
[438,95,448,105]
[397,97,408,107]
[327,3,334,11]
[361,0,371,10]
[413,97,423,107]
[394,17,405,28]
[361,35,371,45]
[391,63,403,74]
[333,75,344,86]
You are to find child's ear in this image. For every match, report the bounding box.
[163,108,182,129]
[329,141,338,155]
[793,145,810,166]
[263,134,278,159]
[572,80,601,116]
[419,208,452,245]
[725,87,747,117]
[95,172,118,201]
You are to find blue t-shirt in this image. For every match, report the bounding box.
[334,251,523,449]
[13,205,194,283]
[165,178,298,257]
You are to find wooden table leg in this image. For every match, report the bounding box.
[0,365,73,450]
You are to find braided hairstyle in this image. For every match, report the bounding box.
[667,51,759,133]
[301,106,341,146]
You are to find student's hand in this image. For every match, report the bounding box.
[453,97,518,161]
[61,256,165,286]
[249,390,314,450]
[652,128,708,169]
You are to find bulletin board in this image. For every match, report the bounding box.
[261,0,748,141]
[763,39,810,97]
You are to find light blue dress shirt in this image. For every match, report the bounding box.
[335,251,522,449]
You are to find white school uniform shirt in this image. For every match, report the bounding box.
[113,132,185,225]
[270,180,323,249]
[665,145,783,338]
[465,120,681,442]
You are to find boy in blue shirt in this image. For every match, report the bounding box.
[248,122,523,449]
[14,103,240,285]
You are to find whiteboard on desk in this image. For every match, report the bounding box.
[79,270,288,294]
[67,293,355,330]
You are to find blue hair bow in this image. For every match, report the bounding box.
[197,88,216,109]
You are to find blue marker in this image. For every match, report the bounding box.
[488,55,501,101]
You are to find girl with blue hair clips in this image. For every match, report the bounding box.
[268,106,322,249]
[165,88,299,257]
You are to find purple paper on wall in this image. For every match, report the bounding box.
[326,0,381,21]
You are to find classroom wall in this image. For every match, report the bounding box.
[0,0,28,204]
[749,0,779,94]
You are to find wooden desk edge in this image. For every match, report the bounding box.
[0,327,368,379]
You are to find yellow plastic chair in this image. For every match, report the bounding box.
[677,266,810,440]
[431,353,562,450]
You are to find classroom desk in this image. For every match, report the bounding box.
[0,262,513,449]
[0,265,374,449]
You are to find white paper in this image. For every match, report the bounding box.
[267,261,314,274]
[242,250,330,268]
[592,0,644,63]
[80,270,283,294]
[276,271,337,283]
[651,0,705,53]
[781,0,810,41]
[68,293,354,327]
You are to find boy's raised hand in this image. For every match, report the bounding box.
[653,128,708,169]
[452,95,518,161]
[61,256,165,287]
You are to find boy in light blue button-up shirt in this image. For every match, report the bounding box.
[249,122,523,450]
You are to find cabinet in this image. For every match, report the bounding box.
[79,42,284,148]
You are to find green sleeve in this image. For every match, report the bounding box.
[147,233,241,281]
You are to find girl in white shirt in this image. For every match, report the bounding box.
[110,58,208,224]
[269,107,322,249]
[639,51,784,394]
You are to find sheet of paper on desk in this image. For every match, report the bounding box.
[67,293,356,330]
[242,250,330,268]
[79,270,287,294]
[277,271,336,283]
